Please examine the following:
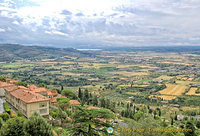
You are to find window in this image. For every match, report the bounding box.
[40,109,47,114]
[39,103,47,107]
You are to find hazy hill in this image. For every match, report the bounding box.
[0,44,90,62]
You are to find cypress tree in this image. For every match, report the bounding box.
[78,88,82,100]
[92,95,98,106]
[100,98,106,108]
[171,117,174,126]
[153,110,156,119]
[84,89,89,102]
[61,85,64,91]
[158,109,161,116]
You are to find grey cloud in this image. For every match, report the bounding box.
[75,12,84,16]
[61,10,72,15]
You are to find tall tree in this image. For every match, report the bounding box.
[71,106,115,136]
[153,110,156,119]
[92,95,98,106]
[23,113,53,136]
[61,85,64,91]
[171,117,174,126]
[84,89,89,101]
[56,97,70,110]
[100,98,106,108]
[78,87,82,100]
[184,122,196,136]
[61,89,76,99]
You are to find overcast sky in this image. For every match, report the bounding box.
[0,0,200,48]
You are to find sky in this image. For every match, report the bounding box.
[0,0,200,48]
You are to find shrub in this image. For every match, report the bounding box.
[3,103,11,114]
[0,113,10,121]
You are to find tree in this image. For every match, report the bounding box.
[153,110,156,119]
[23,113,53,136]
[127,103,130,109]
[0,118,4,129]
[134,112,144,121]
[61,89,76,99]
[105,99,110,109]
[0,77,6,82]
[56,97,70,110]
[0,113,10,121]
[158,110,161,117]
[92,95,98,106]
[0,117,26,136]
[171,117,174,126]
[38,83,47,88]
[57,108,67,123]
[196,121,200,129]
[14,81,28,87]
[78,88,82,100]
[70,106,115,136]
[184,121,196,136]
[84,89,89,102]
[61,85,64,91]
[174,114,177,120]
[100,98,106,108]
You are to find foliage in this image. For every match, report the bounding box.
[61,89,77,99]
[17,111,23,117]
[0,113,10,121]
[56,97,70,110]
[134,112,144,121]
[23,113,53,136]
[0,118,4,129]
[0,117,26,136]
[70,106,115,135]
[196,121,200,129]
[78,87,82,100]
[3,102,11,114]
[14,81,28,87]
[184,121,196,136]
[38,83,47,88]
[0,77,6,82]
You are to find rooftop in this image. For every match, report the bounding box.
[0,81,13,88]
[70,100,80,106]
[29,85,58,96]
[10,89,49,103]
[87,106,100,110]
[6,78,18,84]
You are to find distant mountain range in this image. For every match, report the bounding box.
[0,44,90,62]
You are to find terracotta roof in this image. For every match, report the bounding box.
[66,117,73,122]
[6,78,18,83]
[50,96,61,103]
[87,106,100,110]
[70,100,80,106]
[28,85,38,90]
[4,85,19,92]
[0,81,13,88]
[47,90,58,96]
[29,85,58,96]
[10,89,49,103]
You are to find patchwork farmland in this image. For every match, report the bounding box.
[186,87,200,96]
[159,84,188,96]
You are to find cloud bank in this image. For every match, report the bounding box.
[0,0,200,47]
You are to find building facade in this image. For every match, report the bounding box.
[4,85,50,118]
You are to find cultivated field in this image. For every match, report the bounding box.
[186,87,200,96]
[159,84,188,96]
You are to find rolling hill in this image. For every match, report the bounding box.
[0,44,91,62]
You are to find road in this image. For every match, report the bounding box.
[0,97,5,114]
